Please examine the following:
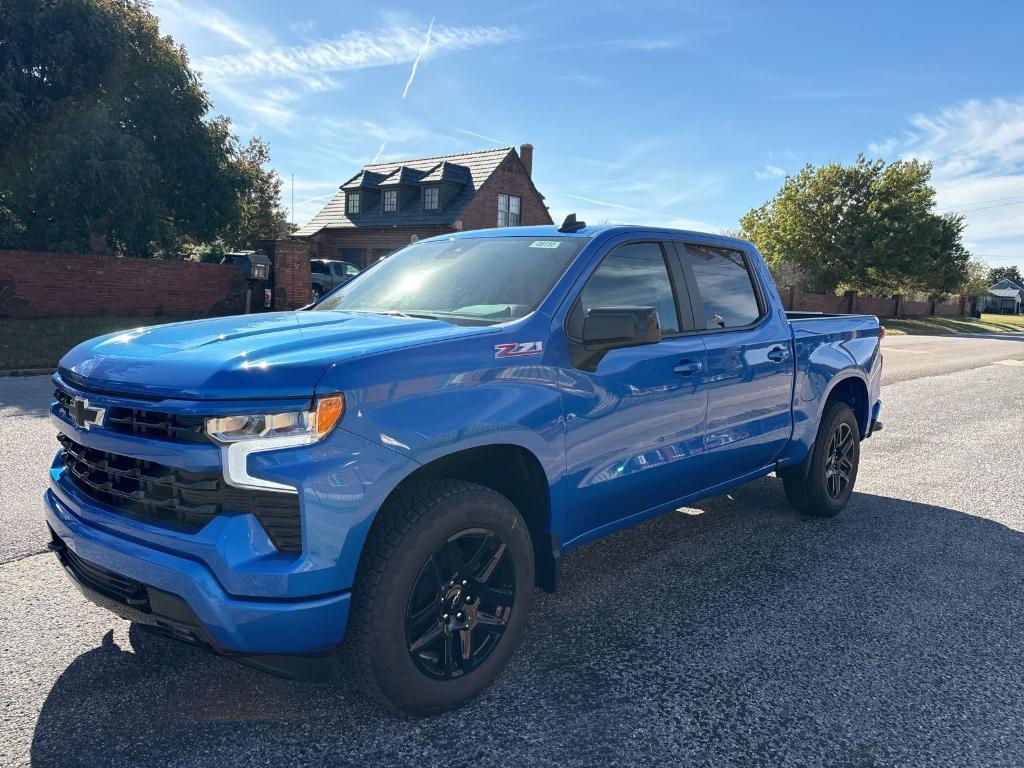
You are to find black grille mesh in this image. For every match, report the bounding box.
[57,433,302,552]
[54,389,208,444]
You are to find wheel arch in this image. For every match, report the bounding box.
[369,443,558,593]
[822,373,870,438]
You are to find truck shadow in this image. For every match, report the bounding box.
[29,478,1024,767]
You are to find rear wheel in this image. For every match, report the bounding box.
[345,479,534,715]
[782,401,860,517]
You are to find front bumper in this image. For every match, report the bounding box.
[45,488,350,655]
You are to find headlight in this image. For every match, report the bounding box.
[206,394,344,445]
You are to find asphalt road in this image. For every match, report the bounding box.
[882,331,1024,382]
[2,334,1024,767]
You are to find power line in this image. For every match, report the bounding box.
[937,196,1024,214]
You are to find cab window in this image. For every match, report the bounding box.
[683,244,762,329]
[567,242,680,339]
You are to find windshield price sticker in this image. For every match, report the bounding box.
[529,241,562,249]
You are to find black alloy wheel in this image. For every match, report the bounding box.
[780,400,860,517]
[345,479,534,715]
[405,528,515,680]
[824,422,855,499]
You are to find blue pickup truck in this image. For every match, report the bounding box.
[45,221,882,714]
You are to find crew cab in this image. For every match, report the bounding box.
[44,221,882,715]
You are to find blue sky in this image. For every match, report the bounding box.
[152,0,1024,269]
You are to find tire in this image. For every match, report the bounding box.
[345,479,534,715]
[782,401,860,518]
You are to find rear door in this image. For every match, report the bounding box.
[558,239,709,543]
[673,241,794,486]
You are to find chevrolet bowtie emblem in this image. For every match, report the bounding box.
[69,397,106,430]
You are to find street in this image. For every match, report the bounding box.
[2,333,1024,767]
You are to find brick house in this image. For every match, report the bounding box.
[293,144,551,267]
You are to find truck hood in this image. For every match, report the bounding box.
[59,311,491,400]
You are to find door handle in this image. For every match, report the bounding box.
[767,346,790,362]
[673,359,703,375]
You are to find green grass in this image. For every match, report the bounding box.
[0,315,195,371]
[883,313,1024,336]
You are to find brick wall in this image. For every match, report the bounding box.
[854,295,898,317]
[257,239,312,309]
[787,290,848,313]
[312,227,450,266]
[0,250,246,319]
[460,152,553,230]
[780,285,967,319]
[901,300,931,317]
[933,300,962,317]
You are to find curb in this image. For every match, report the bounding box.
[0,369,53,378]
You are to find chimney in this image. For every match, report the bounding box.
[519,143,534,178]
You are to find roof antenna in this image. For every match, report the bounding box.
[558,213,586,233]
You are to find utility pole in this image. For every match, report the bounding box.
[291,174,295,225]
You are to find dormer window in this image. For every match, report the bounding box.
[383,189,398,213]
[346,192,361,214]
[423,186,440,211]
[498,194,521,226]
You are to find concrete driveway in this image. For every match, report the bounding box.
[2,333,1024,767]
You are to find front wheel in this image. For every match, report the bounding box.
[782,401,860,517]
[345,479,534,715]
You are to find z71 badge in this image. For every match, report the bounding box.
[494,341,543,359]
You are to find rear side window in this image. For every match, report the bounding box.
[567,242,679,338]
[683,244,761,329]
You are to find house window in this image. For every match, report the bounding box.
[383,189,398,213]
[498,194,521,227]
[423,186,440,211]
[346,192,360,214]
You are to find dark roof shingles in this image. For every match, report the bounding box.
[294,147,512,237]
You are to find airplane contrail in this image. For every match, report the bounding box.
[402,17,435,98]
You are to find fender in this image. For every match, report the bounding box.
[778,368,871,468]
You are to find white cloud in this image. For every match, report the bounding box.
[454,128,507,146]
[544,139,728,232]
[289,19,317,35]
[872,98,1024,267]
[754,163,787,181]
[554,193,719,232]
[195,20,517,82]
[152,0,266,49]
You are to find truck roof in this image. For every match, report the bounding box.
[428,224,753,250]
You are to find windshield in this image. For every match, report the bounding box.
[312,236,582,324]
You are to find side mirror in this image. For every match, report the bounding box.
[581,306,662,351]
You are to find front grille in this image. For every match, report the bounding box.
[57,434,302,552]
[54,389,208,444]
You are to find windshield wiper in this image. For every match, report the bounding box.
[378,310,454,323]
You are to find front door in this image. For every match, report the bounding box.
[558,240,709,544]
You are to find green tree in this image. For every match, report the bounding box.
[987,265,1024,287]
[739,155,970,296]
[220,136,289,250]
[960,258,992,296]
[0,0,283,256]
